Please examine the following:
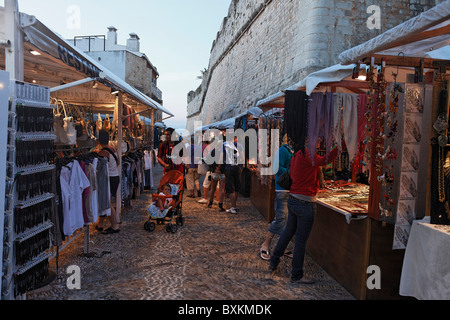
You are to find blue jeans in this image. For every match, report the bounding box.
[270,196,316,280]
[268,192,289,235]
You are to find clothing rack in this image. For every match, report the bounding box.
[51,149,108,265]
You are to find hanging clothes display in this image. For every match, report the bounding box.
[308,92,334,164]
[342,94,359,164]
[333,93,344,151]
[59,160,91,237]
[144,149,154,189]
[97,157,111,216]
[84,157,99,223]
[284,90,309,152]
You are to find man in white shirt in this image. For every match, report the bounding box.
[223,135,245,214]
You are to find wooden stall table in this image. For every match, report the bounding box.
[249,169,275,223]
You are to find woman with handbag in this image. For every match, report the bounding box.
[260,136,294,260]
[269,140,341,284]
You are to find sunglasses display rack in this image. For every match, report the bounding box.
[2,81,56,300]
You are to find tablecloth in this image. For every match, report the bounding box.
[399,218,450,300]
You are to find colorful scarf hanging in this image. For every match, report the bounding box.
[333,93,344,151]
[342,94,359,165]
[308,92,334,165]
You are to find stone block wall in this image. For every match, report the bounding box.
[186,0,443,132]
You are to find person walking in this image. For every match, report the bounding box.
[269,142,340,284]
[186,137,202,198]
[260,136,294,260]
[206,136,226,212]
[198,139,212,204]
[224,135,244,214]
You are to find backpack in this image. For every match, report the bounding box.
[102,147,118,165]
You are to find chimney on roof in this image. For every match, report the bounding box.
[127,33,140,52]
[107,26,118,49]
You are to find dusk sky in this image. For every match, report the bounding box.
[6,0,231,130]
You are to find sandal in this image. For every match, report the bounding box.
[95,225,103,232]
[260,248,270,261]
[284,251,294,259]
[102,227,120,234]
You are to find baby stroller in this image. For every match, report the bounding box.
[144,170,185,233]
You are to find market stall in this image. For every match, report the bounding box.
[0,1,173,300]
[255,1,450,299]
[337,1,450,300]
[196,107,263,202]
[249,107,283,222]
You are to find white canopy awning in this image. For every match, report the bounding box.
[256,64,366,108]
[195,107,263,131]
[0,8,173,117]
[338,0,450,65]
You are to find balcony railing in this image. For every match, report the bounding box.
[151,83,162,101]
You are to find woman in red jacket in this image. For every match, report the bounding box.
[269,143,340,284]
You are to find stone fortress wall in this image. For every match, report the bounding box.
[186,0,442,132]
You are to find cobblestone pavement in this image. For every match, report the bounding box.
[27,165,355,301]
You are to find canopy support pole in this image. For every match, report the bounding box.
[116,92,123,222]
[50,77,95,93]
[5,0,24,81]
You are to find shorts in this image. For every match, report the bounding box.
[110,176,120,197]
[186,168,201,191]
[211,172,225,181]
[225,166,241,194]
[203,171,212,189]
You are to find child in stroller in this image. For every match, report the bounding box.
[145,170,185,233]
[150,184,175,216]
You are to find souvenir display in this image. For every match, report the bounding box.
[2,82,55,300]
[379,76,402,219]
[393,83,433,249]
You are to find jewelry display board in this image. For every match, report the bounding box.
[392,83,433,250]
[317,180,369,223]
[2,81,56,300]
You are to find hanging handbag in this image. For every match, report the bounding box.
[60,101,77,145]
[54,113,69,145]
[276,145,294,190]
[276,169,292,190]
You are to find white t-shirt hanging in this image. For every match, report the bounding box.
[144,150,153,170]
[60,160,91,236]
